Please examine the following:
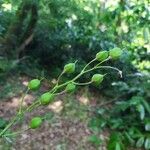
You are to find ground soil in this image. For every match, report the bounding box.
[0,76,143,150]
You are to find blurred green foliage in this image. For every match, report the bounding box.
[0,0,150,149]
[0,0,149,74]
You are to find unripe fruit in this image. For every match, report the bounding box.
[64,63,75,74]
[40,92,55,105]
[91,74,104,85]
[30,117,42,129]
[96,51,109,61]
[109,48,123,59]
[65,83,76,93]
[28,79,41,91]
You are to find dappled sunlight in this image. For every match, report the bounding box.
[22,80,29,87]
[51,78,57,84]
[2,3,12,11]
[48,100,63,113]
[6,94,35,108]
[7,97,20,107]
[77,95,89,105]
[0,0,149,149]
[23,94,35,106]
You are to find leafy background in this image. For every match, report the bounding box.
[0,0,150,149]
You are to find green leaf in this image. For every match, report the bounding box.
[136,137,144,148]
[143,27,150,43]
[145,123,150,131]
[129,96,141,106]
[124,132,135,146]
[109,132,121,143]
[108,132,125,150]
[88,117,106,131]
[115,143,121,150]
[137,104,145,120]
[88,135,102,146]
[145,138,150,150]
[128,127,143,139]
[109,118,123,129]
[142,99,150,114]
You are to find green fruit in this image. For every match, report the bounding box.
[109,48,123,59]
[96,51,109,61]
[91,74,104,85]
[40,92,55,105]
[30,117,42,129]
[28,79,41,91]
[64,63,75,74]
[65,83,76,93]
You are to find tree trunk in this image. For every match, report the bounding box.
[2,0,39,59]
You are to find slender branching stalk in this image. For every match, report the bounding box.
[0,48,123,138]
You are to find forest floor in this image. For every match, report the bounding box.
[0,75,109,150]
[0,75,142,150]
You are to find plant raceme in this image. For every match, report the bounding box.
[0,48,123,138]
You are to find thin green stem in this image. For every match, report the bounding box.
[54,90,66,96]
[73,81,92,86]
[0,88,29,137]
[4,128,30,137]
[95,57,111,67]
[19,89,29,114]
[96,66,122,77]
[0,57,113,138]
[56,71,65,85]
[50,86,58,94]
[48,58,106,94]
[31,103,41,111]
[83,58,111,74]
[0,115,18,137]
[26,100,40,112]
[48,59,112,92]
[83,65,122,78]
[82,58,96,72]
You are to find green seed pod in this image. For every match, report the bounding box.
[40,92,55,105]
[109,48,123,59]
[65,83,76,93]
[28,79,41,91]
[91,74,104,85]
[30,117,42,129]
[64,63,75,74]
[96,51,109,61]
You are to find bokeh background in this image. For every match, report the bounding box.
[0,0,150,149]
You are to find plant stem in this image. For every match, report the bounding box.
[56,71,65,85]
[73,81,92,86]
[4,128,30,137]
[0,57,114,137]
[0,115,18,137]
[19,89,29,114]
[54,90,66,95]
[26,100,40,112]
[95,57,111,67]
[96,66,122,77]
[0,88,29,137]
[82,58,96,72]
[84,65,122,77]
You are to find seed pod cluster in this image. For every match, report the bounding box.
[40,92,55,105]
[96,48,122,61]
[28,79,41,91]
[30,117,42,129]
[64,63,75,74]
